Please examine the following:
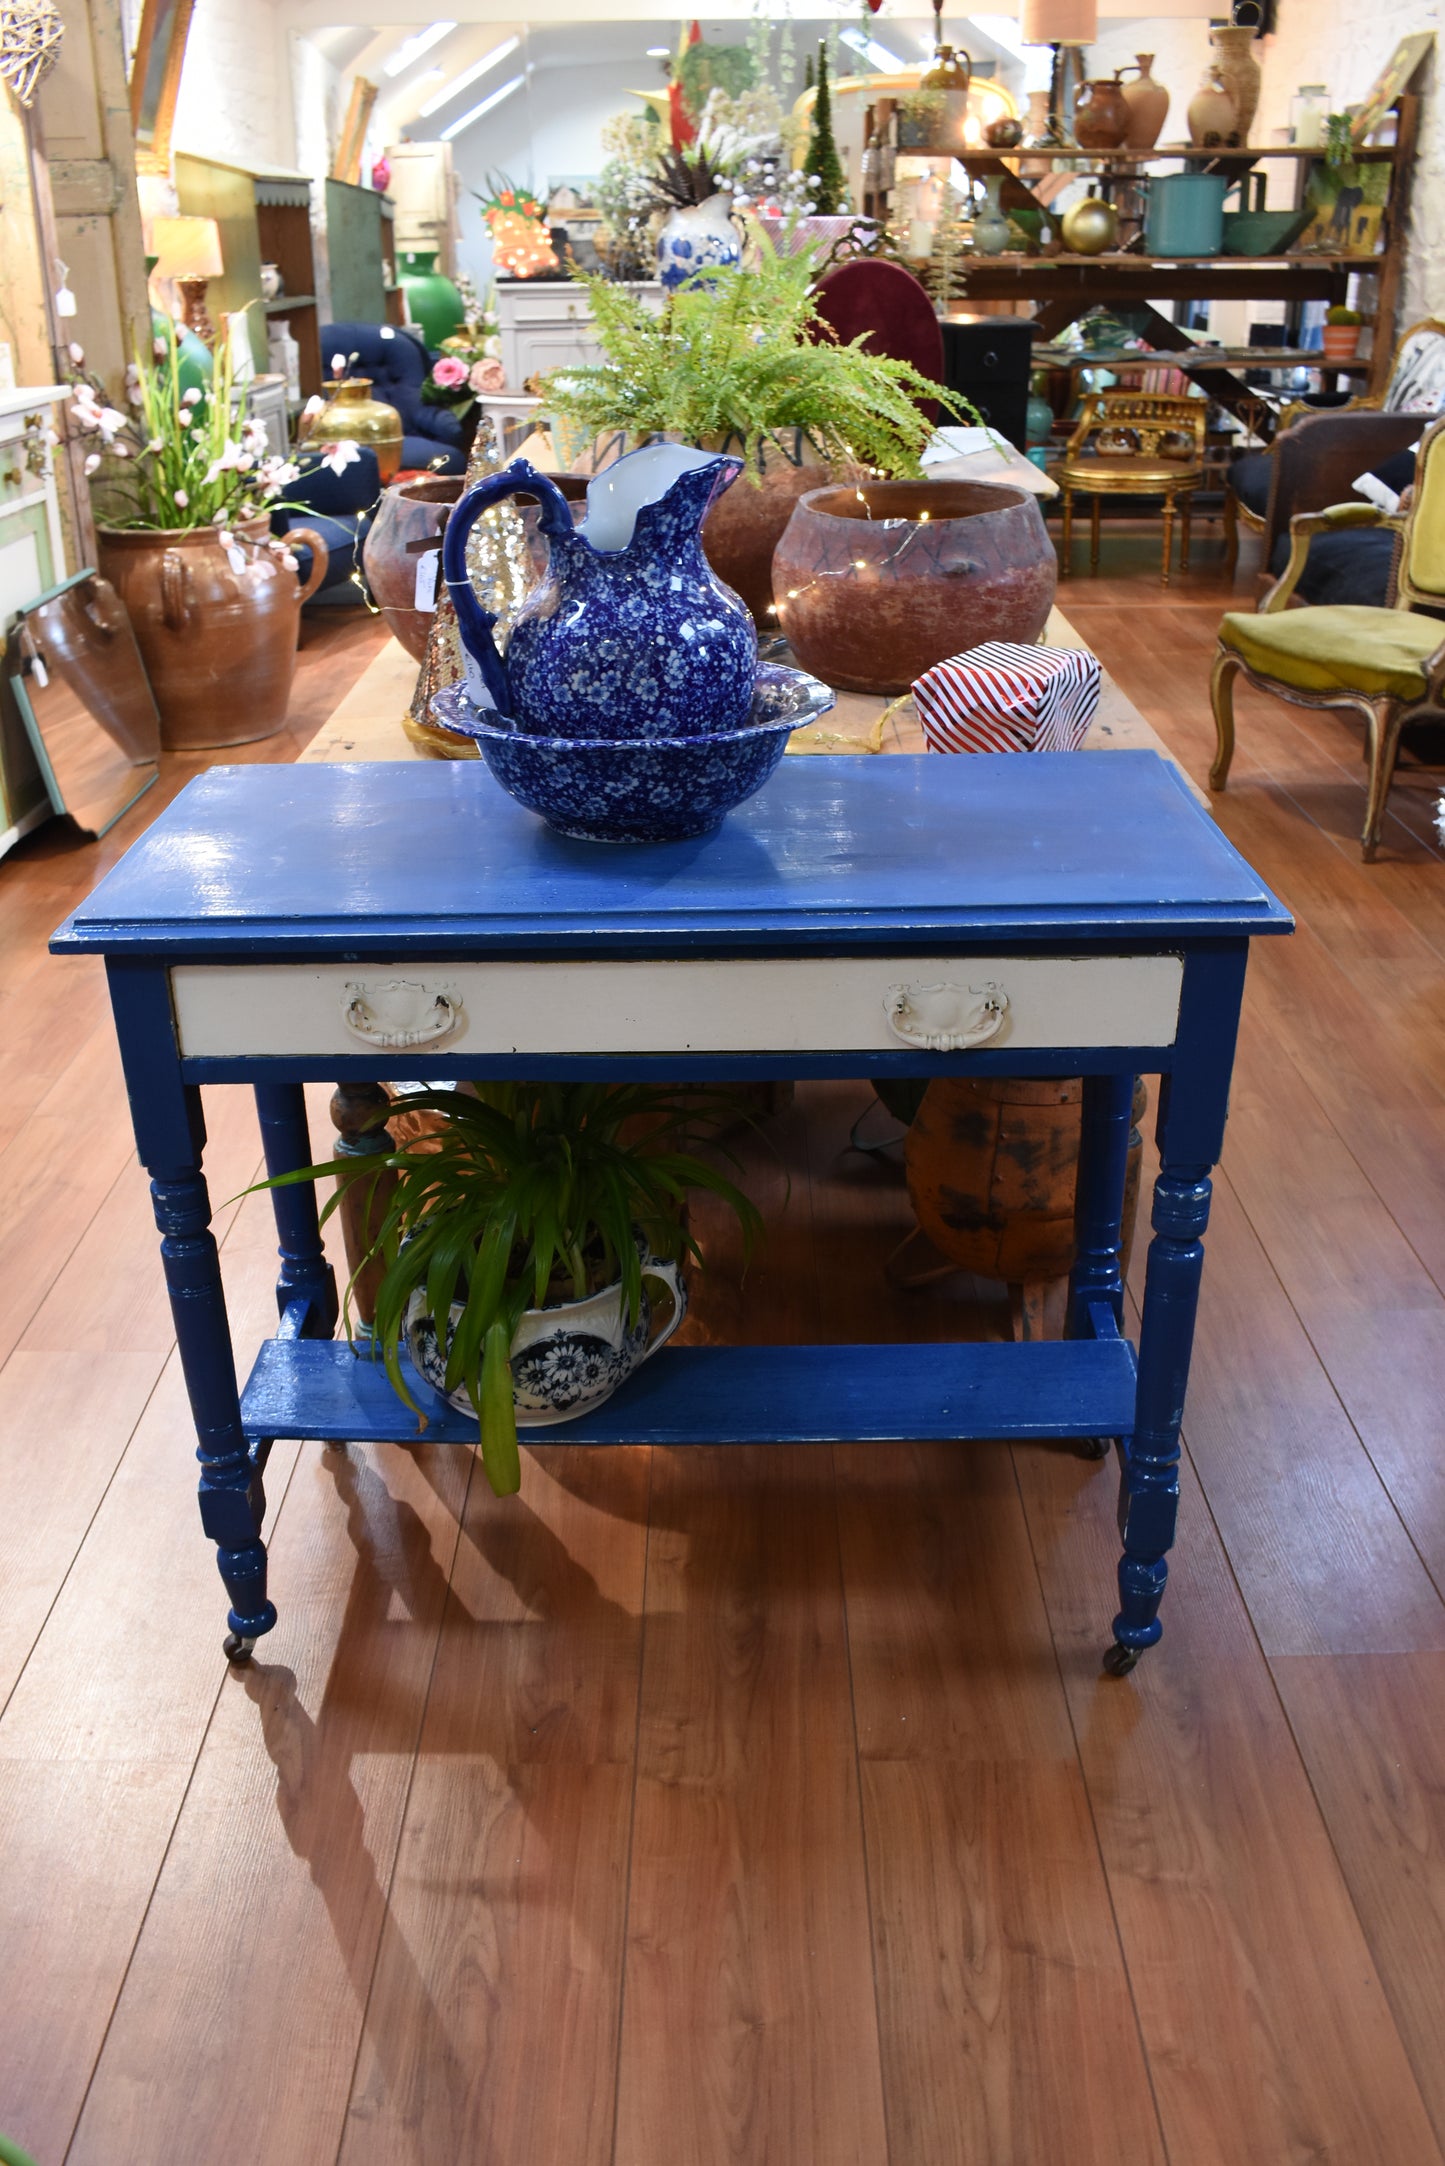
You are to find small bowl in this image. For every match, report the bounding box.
[432,662,833,843]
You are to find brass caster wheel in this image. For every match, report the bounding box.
[223,1632,257,1664]
[1102,1641,1139,1677]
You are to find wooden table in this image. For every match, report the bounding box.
[52,735,1288,1678]
[304,608,1203,795]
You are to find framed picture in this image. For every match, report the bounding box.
[129,0,197,176]
[1350,32,1433,144]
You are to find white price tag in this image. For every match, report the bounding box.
[414,548,440,612]
[31,654,48,688]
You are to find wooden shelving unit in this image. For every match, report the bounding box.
[255,174,321,399]
[877,96,1419,412]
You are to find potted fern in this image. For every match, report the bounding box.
[261,1082,761,1497]
[541,238,964,619]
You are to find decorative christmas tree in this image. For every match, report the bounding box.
[925,186,970,313]
[804,41,848,214]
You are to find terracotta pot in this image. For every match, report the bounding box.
[772,479,1057,695]
[1072,77,1130,151]
[1120,54,1169,150]
[1187,69,1238,150]
[902,1074,1147,1286]
[97,518,328,750]
[701,433,844,626]
[366,472,590,662]
[1321,324,1360,363]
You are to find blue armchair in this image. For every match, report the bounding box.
[320,322,466,473]
[271,443,381,605]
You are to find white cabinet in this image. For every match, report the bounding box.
[495,280,662,391]
[0,388,68,861]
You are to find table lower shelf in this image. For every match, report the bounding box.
[240,1335,1139,1448]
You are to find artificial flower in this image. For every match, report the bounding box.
[319,440,362,476]
[469,358,506,394]
[431,356,469,390]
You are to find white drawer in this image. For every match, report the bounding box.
[171,953,1183,1060]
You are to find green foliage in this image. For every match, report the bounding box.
[70,316,300,533]
[253,1083,762,1496]
[804,40,848,214]
[1325,304,1362,325]
[677,39,755,120]
[541,241,968,475]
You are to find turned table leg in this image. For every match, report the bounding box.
[254,1083,338,1336]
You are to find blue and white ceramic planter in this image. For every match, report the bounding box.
[432,662,834,843]
[656,193,743,291]
[442,444,756,742]
[404,1243,687,1427]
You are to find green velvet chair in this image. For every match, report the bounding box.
[1211,415,1445,860]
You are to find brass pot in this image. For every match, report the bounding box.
[1060,196,1119,256]
[311,377,403,483]
[97,516,328,750]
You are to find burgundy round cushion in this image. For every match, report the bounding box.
[814,260,944,420]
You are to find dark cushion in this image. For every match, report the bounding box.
[401,433,464,474]
[1372,447,1418,497]
[280,509,363,600]
[1229,449,1273,518]
[283,444,382,516]
[321,322,466,460]
[1267,524,1399,607]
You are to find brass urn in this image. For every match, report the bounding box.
[1060,196,1119,256]
[311,377,403,483]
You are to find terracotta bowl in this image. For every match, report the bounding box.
[364,473,589,661]
[772,479,1057,695]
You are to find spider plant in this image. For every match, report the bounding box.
[256,1082,761,1497]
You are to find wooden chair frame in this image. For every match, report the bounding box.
[1223,316,1445,578]
[1211,418,1445,861]
[1056,392,1207,588]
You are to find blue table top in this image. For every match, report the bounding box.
[52,752,1291,959]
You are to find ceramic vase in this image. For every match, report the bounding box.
[772,479,1057,696]
[656,193,743,291]
[1321,324,1360,362]
[97,517,329,750]
[406,1241,687,1427]
[398,250,465,346]
[971,176,1012,257]
[700,428,842,625]
[1121,55,1169,149]
[312,377,404,484]
[1210,23,1262,144]
[1072,77,1130,151]
[1188,69,1239,150]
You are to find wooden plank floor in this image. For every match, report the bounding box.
[4,551,1445,2165]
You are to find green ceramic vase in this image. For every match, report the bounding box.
[399,251,465,347]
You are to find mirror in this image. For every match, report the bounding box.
[9,573,160,840]
[130,0,197,175]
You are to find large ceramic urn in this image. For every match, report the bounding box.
[701,431,847,627]
[772,479,1056,695]
[97,517,328,749]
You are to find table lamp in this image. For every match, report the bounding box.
[150,216,225,347]
[1020,0,1097,145]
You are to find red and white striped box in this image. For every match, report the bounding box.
[912,642,1102,756]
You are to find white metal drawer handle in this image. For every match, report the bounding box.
[884,980,1009,1051]
[343,980,462,1049]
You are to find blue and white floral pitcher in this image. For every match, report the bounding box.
[442,443,756,739]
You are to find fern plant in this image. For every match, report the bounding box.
[541,239,970,476]
[255,1082,761,1498]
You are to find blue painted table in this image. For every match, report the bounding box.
[53,750,1291,1672]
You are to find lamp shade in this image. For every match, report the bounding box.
[151,216,224,281]
[1019,0,1097,43]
